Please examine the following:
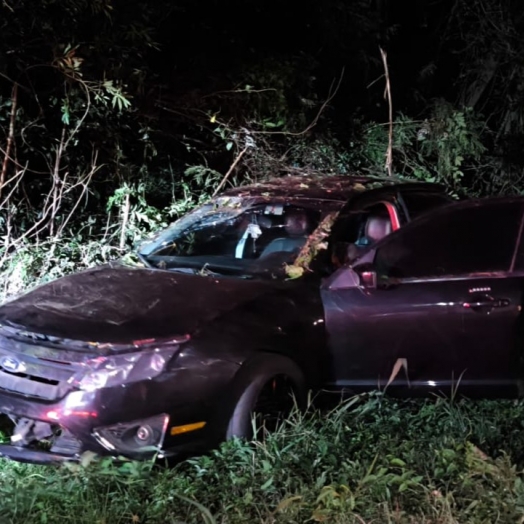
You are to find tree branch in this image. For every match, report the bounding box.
[212,146,249,197]
[0,83,18,200]
[380,47,393,177]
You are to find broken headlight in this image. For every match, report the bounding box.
[73,348,176,392]
[93,413,169,455]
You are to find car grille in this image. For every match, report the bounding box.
[0,340,87,401]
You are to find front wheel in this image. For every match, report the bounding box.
[226,354,306,440]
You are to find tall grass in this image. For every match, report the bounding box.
[1,394,524,523]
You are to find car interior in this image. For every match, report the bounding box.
[331,203,395,267]
[258,209,312,258]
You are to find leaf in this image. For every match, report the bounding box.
[261,459,272,472]
[61,99,70,125]
[226,142,233,151]
[173,494,216,524]
[275,495,302,513]
[385,358,409,389]
[79,450,98,468]
[285,264,304,279]
[261,477,274,490]
[390,457,407,468]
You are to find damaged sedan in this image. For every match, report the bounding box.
[1,173,519,464]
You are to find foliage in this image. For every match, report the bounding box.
[441,0,524,195]
[2,0,524,304]
[285,211,338,279]
[353,100,488,194]
[0,169,214,301]
[447,0,524,135]
[0,1,161,287]
[0,238,119,300]
[2,395,524,522]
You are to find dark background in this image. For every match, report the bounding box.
[0,0,523,247]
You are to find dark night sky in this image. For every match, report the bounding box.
[147,0,459,122]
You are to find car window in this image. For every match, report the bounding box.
[138,200,322,277]
[398,191,453,222]
[329,202,396,267]
[374,201,524,279]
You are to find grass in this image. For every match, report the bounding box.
[2,393,524,523]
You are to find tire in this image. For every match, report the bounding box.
[225,353,306,440]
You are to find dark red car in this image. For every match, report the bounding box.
[0,174,518,464]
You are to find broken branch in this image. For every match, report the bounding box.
[212,145,249,197]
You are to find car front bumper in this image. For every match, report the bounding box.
[0,444,80,464]
[0,375,214,463]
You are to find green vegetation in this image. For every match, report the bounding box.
[2,0,524,300]
[1,394,524,523]
[0,97,505,300]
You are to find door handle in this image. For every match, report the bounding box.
[462,298,510,309]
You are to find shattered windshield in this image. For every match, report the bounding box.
[138,196,322,277]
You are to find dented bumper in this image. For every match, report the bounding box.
[0,320,242,464]
[0,444,80,464]
[0,378,190,463]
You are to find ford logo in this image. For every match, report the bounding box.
[0,356,25,373]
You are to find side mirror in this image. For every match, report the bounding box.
[326,266,378,290]
[324,247,379,291]
[327,267,361,290]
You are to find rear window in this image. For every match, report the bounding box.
[400,192,453,221]
[375,200,523,279]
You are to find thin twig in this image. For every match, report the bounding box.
[1,1,14,13]
[202,87,277,99]
[159,67,345,139]
[49,127,67,236]
[212,146,249,197]
[366,73,386,89]
[119,189,131,250]
[56,152,100,238]
[0,166,26,210]
[0,138,53,176]
[380,47,393,177]
[0,83,18,200]
[223,68,345,137]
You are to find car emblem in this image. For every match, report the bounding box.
[0,356,25,373]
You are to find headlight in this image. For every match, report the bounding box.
[73,348,176,392]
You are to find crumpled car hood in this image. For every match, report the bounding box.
[0,263,276,344]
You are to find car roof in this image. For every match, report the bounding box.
[422,194,524,216]
[220,174,445,203]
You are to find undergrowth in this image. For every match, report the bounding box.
[1,394,524,523]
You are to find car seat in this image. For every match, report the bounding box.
[344,213,392,263]
[259,209,311,257]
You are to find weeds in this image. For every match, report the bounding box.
[1,395,524,523]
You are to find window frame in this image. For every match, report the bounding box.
[366,198,524,283]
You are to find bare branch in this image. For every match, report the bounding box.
[380,47,393,177]
[0,83,18,200]
[212,146,249,197]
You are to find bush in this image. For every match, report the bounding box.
[1,395,524,523]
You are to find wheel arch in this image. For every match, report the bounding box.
[211,351,307,440]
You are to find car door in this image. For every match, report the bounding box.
[321,199,524,396]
